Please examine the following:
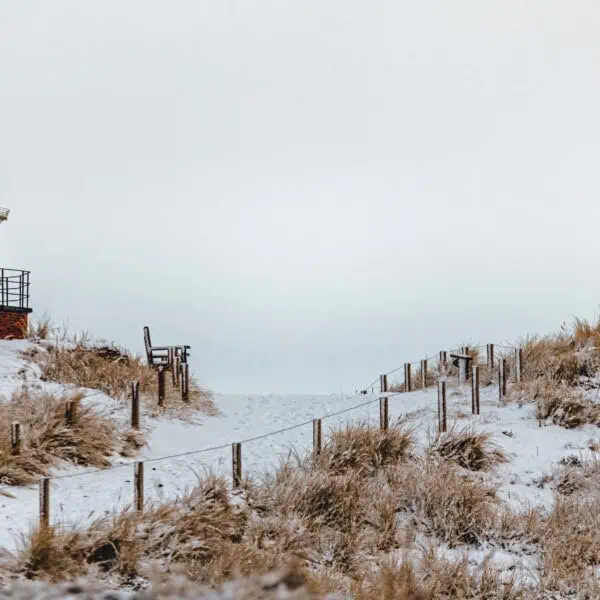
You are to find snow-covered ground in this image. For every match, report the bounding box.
[0,340,597,562]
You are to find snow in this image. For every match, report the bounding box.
[0,340,598,572]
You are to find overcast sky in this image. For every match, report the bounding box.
[1,1,599,394]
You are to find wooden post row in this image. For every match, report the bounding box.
[471,365,480,415]
[421,359,428,389]
[380,397,389,431]
[134,461,144,512]
[438,381,447,433]
[404,363,412,392]
[158,367,166,407]
[313,418,322,455]
[39,478,50,528]
[232,442,242,488]
[380,374,388,393]
[131,381,140,430]
[11,421,21,456]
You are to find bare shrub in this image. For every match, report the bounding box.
[429,427,509,472]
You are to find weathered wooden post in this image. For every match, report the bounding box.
[134,461,144,512]
[11,421,21,456]
[158,366,166,407]
[131,381,140,430]
[232,443,242,488]
[464,347,470,381]
[404,363,412,392]
[173,356,181,389]
[39,478,50,528]
[421,359,428,389]
[515,348,523,383]
[379,397,389,431]
[379,374,388,394]
[487,344,495,371]
[65,400,78,426]
[313,418,322,455]
[182,363,190,403]
[472,365,480,415]
[499,358,508,402]
[438,381,447,433]
[439,351,447,369]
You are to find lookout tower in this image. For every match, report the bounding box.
[0,207,32,339]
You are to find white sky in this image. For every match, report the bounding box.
[1,1,600,393]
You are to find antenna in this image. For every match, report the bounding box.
[0,207,9,223]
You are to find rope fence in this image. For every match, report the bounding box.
[0,340,524,532]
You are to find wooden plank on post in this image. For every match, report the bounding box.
[131,381,140,430]
[379,397,389,431]
[158,367,166,407]
[487,344,495,370]
[472,365,480,415]
[421,359,427,389]
[232,442,242,488]
[39,478,50,528]
[11,421,21,456]
[313,418,322,455]
[134,461,144,512]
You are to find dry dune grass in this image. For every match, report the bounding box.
[22,334,217,418]
[429,427,510,472]
[0,387,137,487]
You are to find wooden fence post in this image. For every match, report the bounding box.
[232,443,242,488]
[174,356,181,389]
[11,422,21,456]
[313,419,322,455]
[131,381,140,430]
[499,359,508,402]
[379,397,389,431]
[379,374,388,393]
[439,351,447,369]
[182,363,190,403]
[464,347,471,381]
[134,461,144,512]
[438,381,447,433]
[65,400,77,426]
[39,478,50,528]
[158,367,166,407]
[515,348,523,383]
[421,359,428,389]
[404,363,412,392]
[487,344,495,371]
[472,365,480,415]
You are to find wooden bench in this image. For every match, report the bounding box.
[144,326,190,368]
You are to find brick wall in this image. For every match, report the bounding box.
[0,309,29,340]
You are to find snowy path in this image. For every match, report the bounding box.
[0,341,598,555]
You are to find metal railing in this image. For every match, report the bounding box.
[0,269,31,310]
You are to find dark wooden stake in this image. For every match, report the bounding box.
[65,399,78,427]
[174,356,181,389]
[515,348,523,383]
[313,419,322,455]
[404,363,412,392]
[134,461,144,512]
[158,367,166,407]
[131,381,140,430]
[487,344,495,370]
[421,359,428,389]
[39,478,50,528]
[499,359,508,402]
[472,365,480,415]
[11,421,21,456]
[182,363,190,403]
[438,381,447,433]
[232,442,242,488]
[380,397,389,431]
[379,374,388,393]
